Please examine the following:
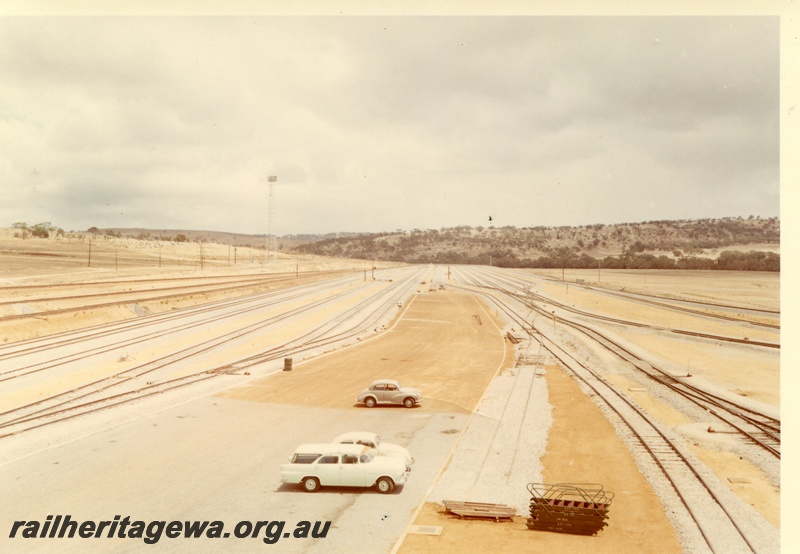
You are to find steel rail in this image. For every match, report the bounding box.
[0,266,429,435]
[451,273,770,552]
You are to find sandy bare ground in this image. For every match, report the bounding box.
[219,291,509,413]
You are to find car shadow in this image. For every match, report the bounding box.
[275,483,405,495]
[351,403,421,409]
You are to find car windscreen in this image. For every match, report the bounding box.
[359,453,374,463]
[290,453,321,464]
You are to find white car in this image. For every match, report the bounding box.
[332,431,414,466]
[280,443,409,494]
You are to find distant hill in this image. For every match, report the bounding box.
[83,216,780,270]
[102,228,363,252]
[292,217,780,270]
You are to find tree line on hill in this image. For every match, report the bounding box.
[470,247,779,271]
[293,216,780,271]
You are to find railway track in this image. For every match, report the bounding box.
[536,332,778,553]
[0,266,429,438]
[449,265,779,553]
[452,266,780,457]
[549,318,780,458]
[530,272,780,329]
[457,266,779,348]
[0,273,362,373]
[0,263,779,550]
[0,269,357,324]
[581,284,779,329]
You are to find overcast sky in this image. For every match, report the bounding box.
[0,14,782,236]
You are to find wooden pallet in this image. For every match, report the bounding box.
[443,500,517,521]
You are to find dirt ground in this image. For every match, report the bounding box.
[219,292,508,414]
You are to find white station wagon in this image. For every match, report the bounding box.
[332,431,414,466]
[280,443,409,494]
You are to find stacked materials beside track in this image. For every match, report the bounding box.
[442,500,517,521]
[526,482,613,536]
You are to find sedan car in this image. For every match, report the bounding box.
[280,443,409,494]
[332,431,414,466]
[357,379,422,408]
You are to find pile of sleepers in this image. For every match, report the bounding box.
[526,482,613,536]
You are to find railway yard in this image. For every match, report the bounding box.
[0,241,782,553]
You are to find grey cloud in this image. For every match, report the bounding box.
[0,15,781,234]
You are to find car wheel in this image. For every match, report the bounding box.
[365,397,376,408]
[403,397,415,408]
[376,477,394,494]
[302,477,320,492]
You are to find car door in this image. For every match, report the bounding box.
[384,383,399,403]
[371,383,386,403]
[314,455,340,486]
[338,454,366,486]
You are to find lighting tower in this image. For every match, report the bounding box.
[267,175,277,259]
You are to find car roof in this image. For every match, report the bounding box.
[369,379,400,386]
[333,431,378,443]
[293,443,368,455]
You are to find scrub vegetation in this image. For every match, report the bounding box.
[293,216,780,270]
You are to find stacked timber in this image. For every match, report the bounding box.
[443,500,517,521]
